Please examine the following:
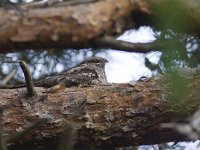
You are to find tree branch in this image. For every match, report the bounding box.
[0,0,151,52]
[0,0,199,52]
[1,68,200,149]
[94,36,163,53]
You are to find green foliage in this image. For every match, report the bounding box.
[165,69,196,116]
[158,32,190,72]
[149,0,200,74]
[149,0,200,115]
[153,0,197,32]
[153,30,198,115]
[149,29,200,74]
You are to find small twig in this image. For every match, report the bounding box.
[0,70,17,87]
[7,118,49,142]
[19,61,35,97]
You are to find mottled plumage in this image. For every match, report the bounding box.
[14,57,108,88]
[61,57,108,87]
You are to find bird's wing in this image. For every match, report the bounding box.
[60,69,98,87]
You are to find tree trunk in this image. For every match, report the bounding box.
[1,69,200,149]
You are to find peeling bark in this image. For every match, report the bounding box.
[0,0,145,51]
[0,0,199,52]
[1,69,200,149]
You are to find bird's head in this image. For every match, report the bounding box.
[81,57,108,67]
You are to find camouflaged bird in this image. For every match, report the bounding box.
[13,57,108,88]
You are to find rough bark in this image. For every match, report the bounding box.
[1,69,200,149]
[0,0,199,52]
[0,0,141,51]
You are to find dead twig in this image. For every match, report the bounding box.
[19,61,35,97]
[0,70,16,88]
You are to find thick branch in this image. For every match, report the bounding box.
[1,68,200,149]
[0,0,200,52]
[0,0,145,51]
